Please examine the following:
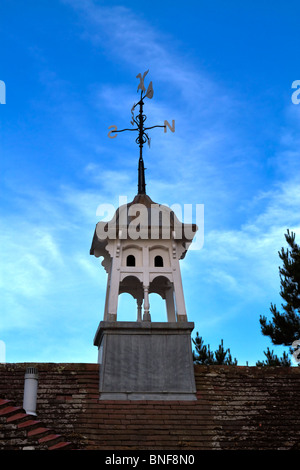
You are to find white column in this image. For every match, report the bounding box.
[107,256,121,321]
[142,245,151,321]
[137,298,143,322]
[143,285,151,321]
[172,262,187,321]
[103,270,111,321]
[165,286,176,322]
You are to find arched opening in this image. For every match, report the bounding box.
[149,275,175,322]
[149,246,170,268]
[119,275,143,321]
[126,254,136,266]
[149,293,167,322]
[117,293,137,321]
[154,255,164,267]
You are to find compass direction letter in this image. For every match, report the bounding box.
[164,120,175,133]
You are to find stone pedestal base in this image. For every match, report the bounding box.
[93,321,197,401]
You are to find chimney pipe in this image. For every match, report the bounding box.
[23,367,38,416]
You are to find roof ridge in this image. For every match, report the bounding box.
[0,396,76,450]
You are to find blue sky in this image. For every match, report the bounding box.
[0,0,299,365]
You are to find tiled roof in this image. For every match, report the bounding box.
[0,398,74,450]
[1,363,300,450]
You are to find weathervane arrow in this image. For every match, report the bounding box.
[107,71,175,194]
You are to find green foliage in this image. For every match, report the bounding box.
[256,347,291,366]
[259,229,300,346]
[259,229,300,365]
[193,231,299,367]
[192,333,238,365]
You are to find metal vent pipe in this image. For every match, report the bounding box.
[23,367,38,416]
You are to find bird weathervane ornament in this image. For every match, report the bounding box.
[108,70,175,194]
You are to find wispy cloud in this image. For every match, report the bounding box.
[62,0,247,207]
[62,0,300,293]
[64,0,287,250]
[0,183,107,332]
[182,178,300,337]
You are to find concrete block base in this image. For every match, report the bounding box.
[94,321,197,401]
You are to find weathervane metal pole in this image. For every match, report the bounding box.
[138,155,146,195]
[107,71,174,195]
[137,92,146,194]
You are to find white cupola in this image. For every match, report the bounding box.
[90,192,197,325]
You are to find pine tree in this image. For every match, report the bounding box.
[192,333,214,365]
[259,229,300,362]
[192,333,237,365]
[256,347,291,366]
[214,339,238,365]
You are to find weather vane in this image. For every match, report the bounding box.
[108,70,175,194]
